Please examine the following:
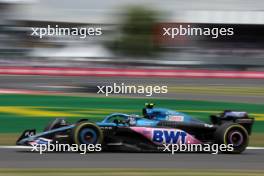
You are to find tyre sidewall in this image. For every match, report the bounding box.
[72,122,103,145]
[215,123,249,154]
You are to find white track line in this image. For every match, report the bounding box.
[0,146,32,149]
[0,146,264,150]
[247,146,264,150]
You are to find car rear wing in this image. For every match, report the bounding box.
[210,111,254,135]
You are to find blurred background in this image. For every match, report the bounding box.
[0,0,263,146]
[0,0,264,101]
[0,0,264,69]
[0,2,264,175]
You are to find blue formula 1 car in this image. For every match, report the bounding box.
[17,103,254,153]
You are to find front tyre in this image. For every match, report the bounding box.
[71,122,103,145]
[215,123,248,154]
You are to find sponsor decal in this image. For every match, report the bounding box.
[131,127,200,145]
[152,130,186,144]
[29,138,52,145]
[168,115,184,122]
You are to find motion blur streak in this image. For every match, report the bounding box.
[0,0,264,173]
[0,67,264,78]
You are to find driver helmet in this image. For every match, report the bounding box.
[143,103,155,119]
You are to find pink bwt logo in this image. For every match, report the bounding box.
[131,127,201,145]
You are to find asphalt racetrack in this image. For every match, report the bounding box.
[0,75,263,170]
[0,75,264,103]
[0,148,263,169]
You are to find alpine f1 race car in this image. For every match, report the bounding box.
[16,103,254,153]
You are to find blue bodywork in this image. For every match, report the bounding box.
[96,107,202,127]
[17,106,203,145]
[97,113,158,127]
[143,107,201,122]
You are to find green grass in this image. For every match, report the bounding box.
[0,94,263,145]
[0,169,263,176]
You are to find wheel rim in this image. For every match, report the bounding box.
[228,130,244,147]
[79,128,97,144]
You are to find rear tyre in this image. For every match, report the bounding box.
[71,122,103,145]
[215,123,248,154]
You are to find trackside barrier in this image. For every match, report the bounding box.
[0,67,263,79]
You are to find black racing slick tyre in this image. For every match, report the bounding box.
[71,122,103,145]
[215,123,249,154]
